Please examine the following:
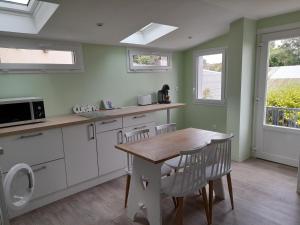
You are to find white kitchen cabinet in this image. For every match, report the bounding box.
[3,159,67,203]
[123,122,156,137]
[0,129,64,173]
[97,129,126,176]
[62,123,99,186]
[123,113,154,127]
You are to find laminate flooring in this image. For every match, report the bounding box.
[11,159,300,225]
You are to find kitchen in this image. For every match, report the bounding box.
[0,1,300,225]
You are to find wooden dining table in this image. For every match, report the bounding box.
[115,128,231,225]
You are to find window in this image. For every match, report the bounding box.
[127,49,172,72]
[193,48,226,104]
[2,0,30,5]
[0,1,59,34]
[0,37,84,73]
[121,23,178,45]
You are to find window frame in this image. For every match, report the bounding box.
[0,36,84,73]
[127,48,172,72]
[193,47,227,105]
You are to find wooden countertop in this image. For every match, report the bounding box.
[0,103,185,137]
[115,128,230,164]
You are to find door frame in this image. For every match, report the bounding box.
[253,27,300,166]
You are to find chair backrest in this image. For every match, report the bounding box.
[124,129,150,171]
[124,128,150,143]
[155,123,176,135]
[167,144,209,196]
[207,134,234,179]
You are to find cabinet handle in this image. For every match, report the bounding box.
[133,114,146,119]
[88,124,95,140]
[0,147,3,155]
[19,132,43,139]
[117,130,123,144]
[33,166,47,173]
[101,119,117,124]
[133,125,147,130]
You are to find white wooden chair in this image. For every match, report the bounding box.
[161,144,210,225]
[206,134,234,224]
[155,123,186,170]
[123,128,172,208]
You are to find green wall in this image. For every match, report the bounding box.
[257,10,300,30]
[0,44,185,128]
[183,34,229,132]
[226,18,256,161]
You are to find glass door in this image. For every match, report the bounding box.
[255,29,300,167]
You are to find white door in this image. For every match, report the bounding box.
[254,28,300,167]
[62,123,99,186]
[97,129,126,176]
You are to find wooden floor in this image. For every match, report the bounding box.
[11,159,300,225]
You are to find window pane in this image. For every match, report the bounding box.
[0,48,75,64]
[132,54,168,67]
[197,53,223,100]
[2,0,30,5]
[265,37,300,128]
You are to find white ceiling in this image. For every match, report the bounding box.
[5,0,300,50]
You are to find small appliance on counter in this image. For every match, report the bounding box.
[0,97,46,128]
[157,84,171,104]
[137,94,152,106]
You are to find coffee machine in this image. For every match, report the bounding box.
[157,84,171,104]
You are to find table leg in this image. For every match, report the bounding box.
[213,178,225,200]
[167,109,170,124]
[127,156,162,225]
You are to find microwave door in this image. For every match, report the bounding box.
[0,103,32,127]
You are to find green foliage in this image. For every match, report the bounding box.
[133,55,161,65]
[267,84,300,108]
[269,37,300,67]
[203,62,222,72]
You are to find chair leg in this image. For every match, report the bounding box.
[175,197,184,225]
[201,187,210,225]
[208,180,214,225]
[227,173,234,210]
[124,174,131,208]
[172,197,177,208]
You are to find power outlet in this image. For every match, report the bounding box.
[212,124,217,130]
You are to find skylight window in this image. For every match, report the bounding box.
[121,23,178,45]
[0,0,59,34]
[2,0,30,5]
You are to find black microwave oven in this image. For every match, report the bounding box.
[0,97,46,128]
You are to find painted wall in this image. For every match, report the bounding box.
[183,34,229,132]
[0,44,185,127]
[257,10,300,30]
[226,18,256,161]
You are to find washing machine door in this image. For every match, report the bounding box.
[3,163,35,211]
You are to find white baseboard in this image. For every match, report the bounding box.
[255,151,298,167]
[9,169,126,218]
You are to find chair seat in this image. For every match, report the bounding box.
[165,155,189,169]
[161,173,207,197]
[126,163,172,177]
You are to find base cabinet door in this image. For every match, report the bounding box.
[62,123,99,186]
[97,129,126,176]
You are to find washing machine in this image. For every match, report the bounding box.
[0,147,35,225]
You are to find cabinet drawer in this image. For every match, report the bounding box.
[95,118,122,133]
[123,113,154,128]
[31,159,67,199]
[123,122,156,137]
[3,159,67,203]
[0,128,64,173]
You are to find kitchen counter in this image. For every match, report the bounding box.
[0,103,185,137]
